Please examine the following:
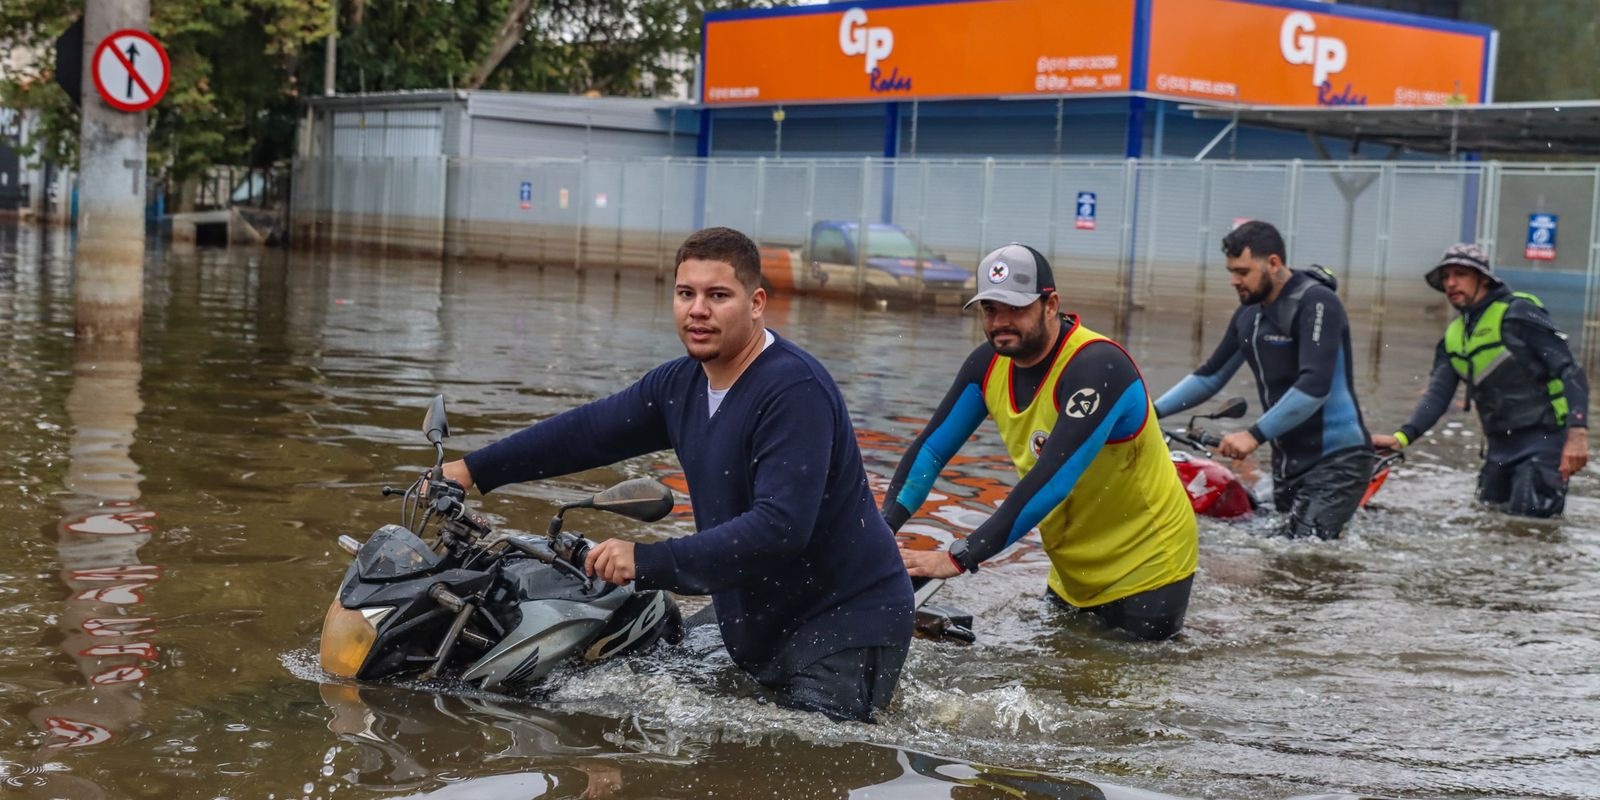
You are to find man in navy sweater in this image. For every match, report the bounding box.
[439,227,913,722]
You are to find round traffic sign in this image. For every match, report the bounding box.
[90,29,170,112]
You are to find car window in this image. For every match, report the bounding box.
[812,228,849,263]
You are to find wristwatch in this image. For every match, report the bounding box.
[948,538,977,574]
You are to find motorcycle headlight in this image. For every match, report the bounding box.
[319,602,393,678]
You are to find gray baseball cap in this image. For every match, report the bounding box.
[965,243,1057,309]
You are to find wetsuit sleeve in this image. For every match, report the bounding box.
[952,341,1148,571]
[880,345,992,531]
[463,366,673,494]
[1248,288,1342,443]
[1503,310,1590,429]
[1395,341,1459,445]
[632,378,834,594]
[1153,315,1245,418]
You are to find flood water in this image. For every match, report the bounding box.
[3,222,1598,800]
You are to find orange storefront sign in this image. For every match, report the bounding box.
[703,0,1135,105]
[1146,0,1489,106]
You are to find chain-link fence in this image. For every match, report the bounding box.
[290,156,1600,345]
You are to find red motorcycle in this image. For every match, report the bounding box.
[1162,397,1403,519]
[1163,397,1257,519]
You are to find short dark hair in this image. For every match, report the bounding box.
[676,227,762,291]
[1221,220,1286,262]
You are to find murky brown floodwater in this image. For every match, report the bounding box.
[3,222,1598,800]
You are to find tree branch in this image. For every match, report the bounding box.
[466,0,536,90]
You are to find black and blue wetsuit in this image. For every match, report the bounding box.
[1155,270,1373,538]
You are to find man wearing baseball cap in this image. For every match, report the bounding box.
[1371,243,1589,517]
[882,243,1198,641]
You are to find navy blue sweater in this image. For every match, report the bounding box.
[464,332,914,683]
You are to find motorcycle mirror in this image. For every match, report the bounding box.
[1211,396,1248,420]
[422,395,449,445]
[589,478,675,523]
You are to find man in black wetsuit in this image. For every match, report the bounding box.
[1153,220,1373,540]
[437,227,913,722]
[1371,243,1589,517]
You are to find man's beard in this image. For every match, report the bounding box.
[1238,281,1272,306]
[988,309,1051,360]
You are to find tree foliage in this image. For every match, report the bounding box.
[1,0,330,179]
[1461,0,1600,102]
[2,0,791,180]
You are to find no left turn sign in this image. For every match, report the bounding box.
[91,29,169,112]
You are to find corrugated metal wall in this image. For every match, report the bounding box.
[329,109,445,158]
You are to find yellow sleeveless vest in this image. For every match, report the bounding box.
[982,317,1198,607]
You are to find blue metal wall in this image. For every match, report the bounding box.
[704,97,1418,162]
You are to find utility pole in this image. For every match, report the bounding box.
[74,0,152,343]
[324,0,337,96]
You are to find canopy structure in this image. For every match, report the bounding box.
[1183,100,1600,158]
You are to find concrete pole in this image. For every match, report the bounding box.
[74,0,152,343]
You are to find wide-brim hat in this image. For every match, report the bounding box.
[1426,243,1500,291]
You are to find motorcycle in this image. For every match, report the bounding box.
[319,395,684,692]
[1162,396,1405,518]
[1163,396,1258,519]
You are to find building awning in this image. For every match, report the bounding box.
[1182,100,1600,157]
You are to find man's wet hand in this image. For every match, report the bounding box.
[1561,428,1588,479]
[1217,430,1260,460]
[422,459,474,496]
[901,546,961,579]
[585,539,637,584]
[1370,433,1400,451]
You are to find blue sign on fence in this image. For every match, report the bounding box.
[519,181,532,210]
[1525,213,1556,260]
[1075,192,1096,230]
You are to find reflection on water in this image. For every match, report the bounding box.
[1,224,1598,799]
[312,681,1124,800]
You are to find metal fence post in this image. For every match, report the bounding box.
[380,158,394,254]
[804,161,816,244]
[916,160,931,304]
[857,157,872,298]
[1195,161,1215,299]
[574,157,588,271]
[1371,162,1395,316]
[753,157,767,243]
[1046,159,1061,267]
[1283,158,1303,266]
[978,157,994,258]
[656,158,670,276]
[1139,161,1161,304]
[1585,166,1600,359]
[615,160,627,264]
[1478,160,1491,264]
[1116,158,1137,306]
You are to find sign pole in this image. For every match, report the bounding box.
[75,0,154,345]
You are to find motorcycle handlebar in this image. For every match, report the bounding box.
[1162,428,1223,451]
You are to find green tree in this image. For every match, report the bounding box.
[1,0,329,177]
[2,1,791,181]
[1462,0,1600,102]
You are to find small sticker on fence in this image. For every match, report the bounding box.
[559,188,569,210]
[1075,192,1096,230]
[519,181,531,210]
[1525,213,1556,261]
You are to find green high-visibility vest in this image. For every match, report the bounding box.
[1443,291,1568,432]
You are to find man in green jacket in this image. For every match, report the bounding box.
[1372,244,1589,517]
